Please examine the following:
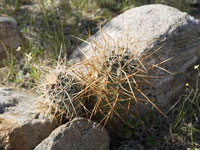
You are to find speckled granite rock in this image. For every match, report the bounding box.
[34,118,110,150]
[69,4,200,110]
[0,87,59,150]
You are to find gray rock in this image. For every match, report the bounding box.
[0,87,59,150]
[34,117,110,150]
[0,16,25,66]
[68,4,200,110]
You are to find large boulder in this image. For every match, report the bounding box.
[34,117,110,150]
[68,4,200,110]
[0,87,59,150]
[0,16,25,66]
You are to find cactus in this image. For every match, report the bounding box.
[79,50,147,124]
[43,69,86,119]
[40,38,169,124]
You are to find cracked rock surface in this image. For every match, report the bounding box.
[0,87,59,150]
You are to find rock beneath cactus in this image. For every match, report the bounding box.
[34,117,110,150]
[0,16,25,66]
[69,4,200,110]
[0,87,59,150]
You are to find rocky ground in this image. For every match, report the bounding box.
[0,0,200,150]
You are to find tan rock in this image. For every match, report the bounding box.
[0,87,59,150]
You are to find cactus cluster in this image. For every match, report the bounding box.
[41,42,167,124]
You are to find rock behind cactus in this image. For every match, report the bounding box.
[69,4,200,111]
